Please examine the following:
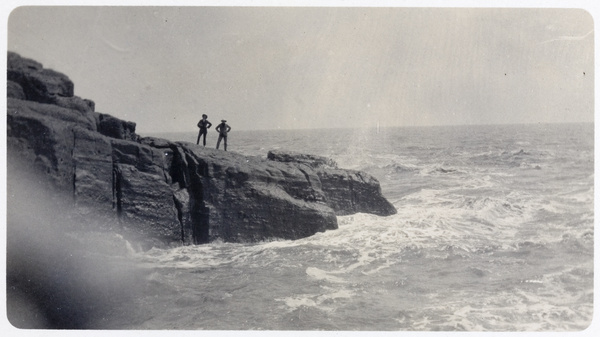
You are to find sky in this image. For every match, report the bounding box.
[4,3,595,134]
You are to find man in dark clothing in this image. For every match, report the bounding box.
[196,114,212,146]
[215,120,231,151]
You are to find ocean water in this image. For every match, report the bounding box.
[118,123,593,331]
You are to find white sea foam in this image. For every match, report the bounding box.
[306,267,347,283]
[130,124,594,331]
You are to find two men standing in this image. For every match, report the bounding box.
[196,115,231,151]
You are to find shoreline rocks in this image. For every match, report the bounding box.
[6,52,396,249]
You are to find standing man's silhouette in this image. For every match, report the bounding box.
[215,120,231,151]
[196,114,212,146]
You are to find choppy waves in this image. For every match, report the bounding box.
[133,123,593,331]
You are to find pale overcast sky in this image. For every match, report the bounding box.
[5,4,595,133]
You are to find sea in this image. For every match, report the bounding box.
[111,123,593,332]
[9,123,592,333]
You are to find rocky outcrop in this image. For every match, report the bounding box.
[6,52,396,249]
[7,52,97,127]
[7,52,74,102]
[98,113,138,141]
[268,150,397,216]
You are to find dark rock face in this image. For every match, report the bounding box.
[7,51,74,102]
[267,150,397,216]
[7,80,26,99]
[6,52,396,248]
[7,99,87,191]
[98,113,138,141]
[178,145,338,243]
[7,52,98,127]
[72,126,114,211]
[110,138,182,246]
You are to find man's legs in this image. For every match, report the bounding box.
[223,136,227,151]
[216,135,223,149]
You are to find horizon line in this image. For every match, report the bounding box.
[140,120,594,135]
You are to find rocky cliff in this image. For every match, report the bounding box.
[6,52,396,249]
